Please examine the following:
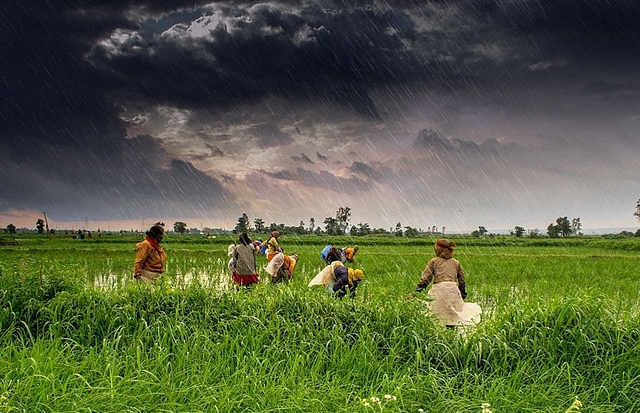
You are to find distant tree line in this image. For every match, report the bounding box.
[5,199,640,237]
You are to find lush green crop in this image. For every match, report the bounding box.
[0,234,639,412]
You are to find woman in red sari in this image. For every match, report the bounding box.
[230,232,260,288]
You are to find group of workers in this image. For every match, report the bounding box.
[134,225,481,327]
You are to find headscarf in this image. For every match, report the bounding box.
[146,225,164,239]
[347,268,365,285]
[145,225,164,250]
[434,238,455,259]
[238,232,251,246]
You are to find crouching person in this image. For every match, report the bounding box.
[265,252,299,283]
[309,261,364,298]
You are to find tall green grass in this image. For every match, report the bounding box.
[0,235,639,412]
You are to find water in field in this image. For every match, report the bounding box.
[172,257,233,290]
[91,256,235,291]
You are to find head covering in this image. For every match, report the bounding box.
[434,238,455,259]
[146,225,164,239]
[354,245,359,251]
[347,268,365,285]
[238,232,251,246]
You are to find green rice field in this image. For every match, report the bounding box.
[0,233,639,412]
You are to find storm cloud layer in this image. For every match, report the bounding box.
[1,1,639,231]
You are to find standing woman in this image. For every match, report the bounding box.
[413,238,481,327]
[266,231,282,262]
[134,225,167,282]
[230,232,260,288]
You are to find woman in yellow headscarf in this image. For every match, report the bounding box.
[413,238,481,328]
[308,261,364,298]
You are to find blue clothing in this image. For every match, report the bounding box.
[321,245,346,264]
[320,245,332,261]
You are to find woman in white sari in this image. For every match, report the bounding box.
[414,239,481,328]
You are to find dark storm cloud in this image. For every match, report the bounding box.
[291,153,314,164]
[0,133,234,220]
[2,0,639,227]
[251,124,294,148]
[262,166,374,192]
[4,0,636,147]
[582,81,639,95]
[413,129,454,151]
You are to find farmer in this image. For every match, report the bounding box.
[308,261,365,298]
[320,244,345,265]
[133,224,167,282]
[266,231,282,261]
[265,252,299,283]
[412,238,481,328]
[343,245,359,262]
[229,232,260,288]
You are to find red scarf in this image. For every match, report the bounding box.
[146,235,162,251]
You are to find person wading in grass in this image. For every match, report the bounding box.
[265,252,299,283]
[343,245,359,263]
[308,261,365,298]
[264,230,299,283]
[320,244,345,265]
[411,238,481,328]
[266,230,282,261]
[133,224,167,282]
[229,232,260,288]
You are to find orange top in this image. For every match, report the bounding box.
[134,239,167,275]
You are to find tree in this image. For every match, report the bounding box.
[514,226,525,237]
[394,222,403,237]
[555,217,571,237]
[173,221,187,234]
[323,217,341,235]
[254,218,265,232]
[546,223,559,238]
[404,226,419,237]
[6,223,16,234]
[635,199,640,221]
[335,207,352,235]
[478,226,488,236]
[36,219,45,234]
[308,218,315,233]
[234,213,249,233]
[528,228,541,238]
[571,218,582,236]
[350,222,371,236]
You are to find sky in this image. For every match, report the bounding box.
[1,0,640,234]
